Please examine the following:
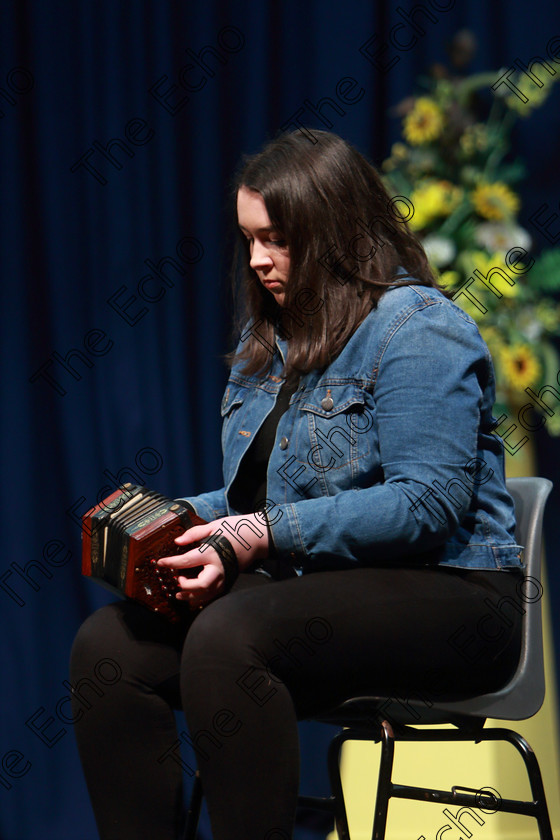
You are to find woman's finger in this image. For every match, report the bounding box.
[174,523,215,546]
[176,563,219,592]
[157,546,208,569]
[175,563,222,600]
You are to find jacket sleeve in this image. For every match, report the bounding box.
[266,302,493,570]
[175,489,229,523]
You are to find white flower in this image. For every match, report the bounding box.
[523,321,544,341]
[422,234,456,267]
[518,310,544,342]
[474,222,532,253]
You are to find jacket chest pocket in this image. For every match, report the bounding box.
[295,385,374,472]
[220,384,250,450]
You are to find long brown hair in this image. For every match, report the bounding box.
[230,130,440,378]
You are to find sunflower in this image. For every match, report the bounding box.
[472,182,520,221]
[409,181,462,231]
[504,72,557,116]
[469,251,519,298]
[499,343,541,392]
[403,98,445,146]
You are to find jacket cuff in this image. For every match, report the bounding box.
[174,492,228,523]
[265,502,307,570]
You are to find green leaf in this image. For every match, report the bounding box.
[437,200,473,238]
[383,170,413,198]
[494,160,527,184]
[454,72,506,103]
[539,340,560,389]
[529,250,560,292]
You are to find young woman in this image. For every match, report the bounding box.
[70,130,523,840]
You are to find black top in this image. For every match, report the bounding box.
[228,377,299,579]
[228,378,299,514]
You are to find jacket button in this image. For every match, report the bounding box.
[279,436,289,450]
[321,395,334,411]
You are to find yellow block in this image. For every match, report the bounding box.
[327,578,560,839]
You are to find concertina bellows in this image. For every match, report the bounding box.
[81,483,206,622]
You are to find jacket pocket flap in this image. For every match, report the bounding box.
[220,384,248,417]
[299,383,367,419]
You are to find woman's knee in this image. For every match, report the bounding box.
[181,590,268,671]
[69,605,124,679]
[70,600,180,677]
[70,602,184,718]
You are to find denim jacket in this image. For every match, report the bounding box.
[182,284,523,573]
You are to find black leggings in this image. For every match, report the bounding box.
[69,565,522,840]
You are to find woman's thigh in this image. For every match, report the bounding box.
[71,566,522,714]
[69,571,272,703]
[181,565,523,717]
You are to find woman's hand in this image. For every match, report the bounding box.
[157,512,270,609]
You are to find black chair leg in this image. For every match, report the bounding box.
[371,720,395,840]
[180,725,553,840]
[499,729,554,840]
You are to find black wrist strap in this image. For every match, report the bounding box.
[202,533,239,592]
[175,499,196,514]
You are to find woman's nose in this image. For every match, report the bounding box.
[250,241,273,270]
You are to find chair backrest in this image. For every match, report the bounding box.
[439,476,553,721]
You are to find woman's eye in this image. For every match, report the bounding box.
[241,232,287,249]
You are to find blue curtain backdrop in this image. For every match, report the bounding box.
[1,1,560,837]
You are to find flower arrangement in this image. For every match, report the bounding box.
[382,31,560,434]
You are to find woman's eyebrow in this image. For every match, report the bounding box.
[238,224,277,234]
